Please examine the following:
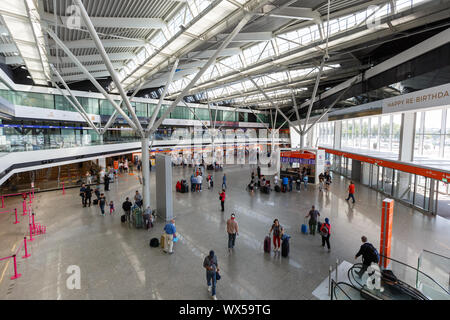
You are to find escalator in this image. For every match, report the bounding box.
[331,254,449,300]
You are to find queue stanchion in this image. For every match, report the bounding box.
[1,196,4,208]
[29,223,34,241]
[22,237,31,259]
[10,255,22,280]
[28,192,32,204]
[32,188,35,199]
[13,208,19,224]
[22,199,27,216]
[62,182,65,195]
[31,213,36,234]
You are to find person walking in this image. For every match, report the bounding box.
[203,250,219,300]
[355,236,379,278]
[122,197,132,222]
[143,206,153,229]
[104,174,110,191]
[257,165,261,179]
[222,174,227,189]
[219,189,226,212]
[190,174,196,192]
[197,173,203,192]
[163,219,177,254]
[288,176,293,192]
[305,205,320,236]
[94,185,100,201]
[302,174,308,190]
[226,213,239,253]
[80,183,87,207]
[84,185,93,207]
[269,219,283,253]
[86,171,92,185]
[346,181,356,203]
[319,173,324,192]
[274,174,279,186]
[98,193,106,216]
[324,171,332,191]
[282,176,289,192]
[320,218,331,251]
[109,201,115,215]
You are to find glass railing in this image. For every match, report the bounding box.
[348,254,449,300]
[331,280,366,300]
[417,250,450,298]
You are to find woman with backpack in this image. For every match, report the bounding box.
[320,218,331,251]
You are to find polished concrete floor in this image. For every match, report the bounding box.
[0,164,449,300]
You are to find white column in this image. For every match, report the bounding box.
[399,112,415,162]
[334,121,342,149]
[141,137,151,209]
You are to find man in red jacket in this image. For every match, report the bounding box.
[346,181,356,203]
[219,189,226,212]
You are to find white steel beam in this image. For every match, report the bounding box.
[54,71,111,82]
[46,27,139,133]
[49,38,146,49]
[0,43,17,53]
[146,59,180,134]
[49,52,136,64]
[75,0,144,137]
[4,56,23,64]
[58,62,123,75]
[50,64,101,135]
[186,48,241,59]
[150,13,254,134]
[215,32,272,42]
[263,7,320,21]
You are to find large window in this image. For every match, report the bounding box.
[415,108,446,159]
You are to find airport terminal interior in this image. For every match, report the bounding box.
[0,0,449,301]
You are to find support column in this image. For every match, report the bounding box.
[380,198,394,269]
[141,137,150,209]
[334,121,342,150]
[397,112,415,200]
[155,154,173,221]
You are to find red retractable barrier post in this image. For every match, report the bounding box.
[62,182,65,195]
[31,213,35,234]
[1,196,4,208]
[22,199,27,216]
[22,237,30,259]
[10,255,21,280]
[29,223,34,241]
[13,208,19,224]
[28,192,32,204]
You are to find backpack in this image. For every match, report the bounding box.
[319,223,329,237]
[366,243,380,263]
[150,238,159,247]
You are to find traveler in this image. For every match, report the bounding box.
[320,218,331,251]
[219,189,226,212]
[319,173,324,192]
[288,176,293,192]
[226,213,239,253]
[86,171,92,184]
[257,165,261,179]
[98,193,106,216]
[222,174,227,189]
[143,206,153,229]
[122,197,132,222]
[346,181,356,203]
[324,171,332,191]
[251,171,255,181]
[203,250,219,300]
[269,219,283,252]
[197,173,203,192]
[282,176,289,192]
[305,205,320,236]
[134,190,143,208]
[274,174,279,186]
[80,184,87,207]
[94,186,100,201]
[104,174,110,191]
[303,174,308,190]
[109,201,115,215]
[163,219,177,254]
[355,236,379,277]
[84,185,93,207]
[190,174,196,192]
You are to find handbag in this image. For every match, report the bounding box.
[216,271,221,281]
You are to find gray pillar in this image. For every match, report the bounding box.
[141,137,151,209]
[351,159,362,183]
[99,134,104,144]
[155,154,173,221]
[399,112,415,162]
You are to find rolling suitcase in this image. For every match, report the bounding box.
[160,234,166,249]
[264,235,271,253]
[281,238,290,257]
[301,223,308,234]
[274,185,281,192]
[150,238,159,248]
[317,222,322,233]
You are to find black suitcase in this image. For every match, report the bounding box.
[93,199,99,205]
[281,238,289,257]
[264,236,271,253]
[121,215,126,223]
[275,185,281,192]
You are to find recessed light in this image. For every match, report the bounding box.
[20,65,27,69]
[26,75,32,79]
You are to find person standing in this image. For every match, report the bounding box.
[346,181,356,203]
[257,165,261,179]
[226,213,239,253]
[86,171,92,185]
[288,176,293,192]
[104,174,110,191]
[84,185,93,207]
[269,219,283,253]
[222,174,227,190]
[320,218,331,251]
[319,173,324,192]
[109,201,115,215]
[122,197,132,222]
[219,189,226,212]
[143,206,152,229]
[355,236,379,278]
[203,250,219,300]
[163,219,177,254]
[80,184,87,207]
[305,205,320,236]
[94,185,100,201]
[98,193,106,216]
[325,171,332,191]
[274,174,279,186]
[197,173,203,192]
[134,190,143,208]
